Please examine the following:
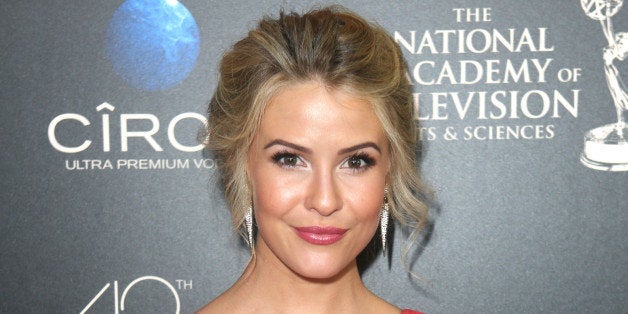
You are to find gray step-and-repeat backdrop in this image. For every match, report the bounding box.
[2,0,626,313]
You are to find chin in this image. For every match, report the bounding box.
[289,252,356,281]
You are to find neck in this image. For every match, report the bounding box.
[233,241,370,313]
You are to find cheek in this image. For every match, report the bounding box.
[356,195,383,223]
[345,189,383,248]
[343,179,386,223]
[250,166,300,217]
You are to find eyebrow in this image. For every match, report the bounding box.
[338,142,381,155]
[264,139,312,154]
[263,139,381,155]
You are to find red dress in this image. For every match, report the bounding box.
[401,310,423,314]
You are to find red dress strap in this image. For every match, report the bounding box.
[401,310,423,314]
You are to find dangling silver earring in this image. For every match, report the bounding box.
[381,188,390,256]
[245,205,254,250]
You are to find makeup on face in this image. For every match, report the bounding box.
[294,226,348,245]
[247,81,390,279]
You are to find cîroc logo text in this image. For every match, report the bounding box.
[48,102,206,153]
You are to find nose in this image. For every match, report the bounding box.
[305,168,343,216]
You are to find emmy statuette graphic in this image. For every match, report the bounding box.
[580,0,628,171]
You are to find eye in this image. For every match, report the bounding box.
[271,151,305,168]
[341,153,376,172]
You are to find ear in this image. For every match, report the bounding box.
[244,152,253,196]
[244,139,258,197]
[385,146,393,186]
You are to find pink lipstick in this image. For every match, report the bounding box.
[294,226,348,245]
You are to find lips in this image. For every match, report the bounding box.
[294,226,348,245]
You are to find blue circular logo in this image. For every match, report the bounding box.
[105,0,200,91]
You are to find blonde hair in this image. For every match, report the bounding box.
[204,6,429,257]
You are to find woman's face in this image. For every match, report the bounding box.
[247,81,390,280]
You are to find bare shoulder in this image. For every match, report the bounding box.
[196,282,259,314]
[195,290,241,314]
[195,298,224,314]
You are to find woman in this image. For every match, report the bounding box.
[199,6,428,314]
